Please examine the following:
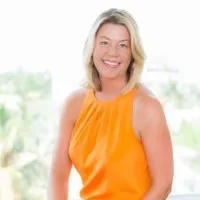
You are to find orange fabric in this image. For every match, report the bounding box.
[69,88,151,200]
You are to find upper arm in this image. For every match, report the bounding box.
[50,89,86,181]
[136,93,174,187]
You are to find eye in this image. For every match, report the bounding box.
[100,41,108,45]
[119,43,128,48]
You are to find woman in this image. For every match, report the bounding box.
[49,8,174,200]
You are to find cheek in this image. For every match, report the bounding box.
[93,46,105,61]
[121,51,132,64]
[92,49,104,71]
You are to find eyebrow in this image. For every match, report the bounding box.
[100,36,130,42]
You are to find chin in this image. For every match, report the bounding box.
[99,72,124,80]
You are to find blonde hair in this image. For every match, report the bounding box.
[82,8,146,93]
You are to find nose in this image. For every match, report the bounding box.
[107,45,119,56]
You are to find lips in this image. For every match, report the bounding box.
[103,60,120,68]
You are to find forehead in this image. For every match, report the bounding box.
[96,23,130,41]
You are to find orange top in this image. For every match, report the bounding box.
[69,88,151,200]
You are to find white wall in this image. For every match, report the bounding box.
[168,194,200,200]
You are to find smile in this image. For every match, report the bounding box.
[103,60,121,68]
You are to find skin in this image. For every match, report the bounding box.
[48,89,85,200]
[134,87,174,200]
[93,23,132,97]
[49,23,173,200]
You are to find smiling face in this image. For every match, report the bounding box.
[93,23,132,80]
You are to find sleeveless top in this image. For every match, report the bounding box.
[69,88,151,200]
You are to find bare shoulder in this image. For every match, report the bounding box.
[134,85,173,191]
[60,88,87,124]
[50,88,87,178]
[135,83,157,99]
[134,84,167,133]
[65,87,86,100]
[135,84,163,112]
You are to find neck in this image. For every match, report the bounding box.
[100,76,127,94]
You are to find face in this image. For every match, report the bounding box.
[93,23,132,79]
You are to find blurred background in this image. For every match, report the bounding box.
[0,0,200,199]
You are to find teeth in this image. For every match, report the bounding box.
[103,60,119,67]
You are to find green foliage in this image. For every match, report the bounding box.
[0,104,10,128]
[0,68,51,98]
[177,120,200,150]
[161,80,200,109]
[175,120,200,172]
[0,69,52,200]
[161,79,200,174]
